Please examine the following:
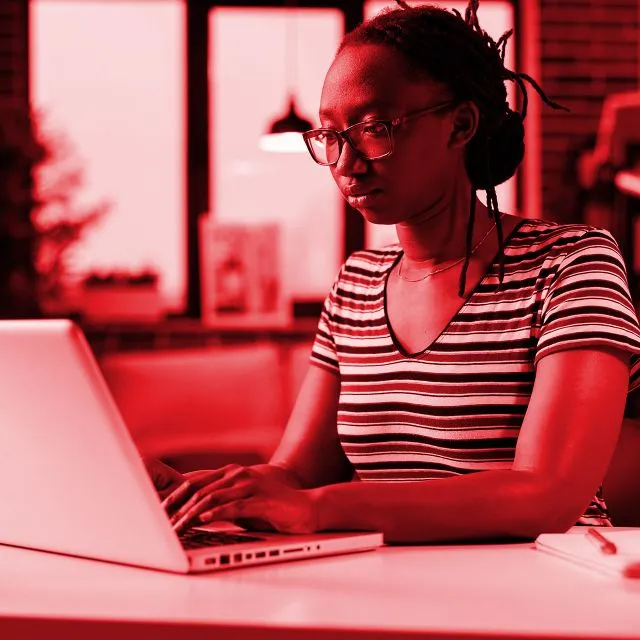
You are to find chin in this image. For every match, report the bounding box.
[361,209,393,224]
[360,205,402,226]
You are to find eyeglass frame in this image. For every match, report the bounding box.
[302,100,457,166]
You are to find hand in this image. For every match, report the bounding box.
[143,457,221,517]
[167,464,319,536]
[144,457,186,501]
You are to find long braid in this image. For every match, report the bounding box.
[340,0,569,296]
[459,188,477,297]
[490,187,505,284]
[481,125,506,289]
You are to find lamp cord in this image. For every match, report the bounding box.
[285,0,297,99]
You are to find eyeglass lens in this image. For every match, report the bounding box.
[307,121,391,165]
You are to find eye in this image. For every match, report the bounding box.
[317,130,338,143]
[361,122,387,137]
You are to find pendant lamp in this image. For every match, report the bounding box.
[259,1,313,153]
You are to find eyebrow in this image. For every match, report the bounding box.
[319,100,397,121]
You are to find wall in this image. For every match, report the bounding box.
[539,0,640,223]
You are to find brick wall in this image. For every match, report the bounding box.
[0,0,28,108]
[539,0,639,223]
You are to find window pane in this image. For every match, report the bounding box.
[30,0,186,312]
[210,8,343,301]
[364,1,516,250]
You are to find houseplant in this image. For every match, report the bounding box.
[0,104,109,318]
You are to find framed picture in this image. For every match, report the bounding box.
[199,217,288,327]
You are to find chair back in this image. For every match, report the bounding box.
[603,418,640,526]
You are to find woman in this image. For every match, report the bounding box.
[150,0,640,543]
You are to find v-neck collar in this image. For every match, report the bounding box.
[382,218,529,358]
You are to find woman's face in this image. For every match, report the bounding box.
[319,43,467,226]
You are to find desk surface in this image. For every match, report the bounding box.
[2,530,640,640]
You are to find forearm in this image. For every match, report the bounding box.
[310,470,568,544]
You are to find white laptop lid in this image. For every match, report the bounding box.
[0,319,189,573]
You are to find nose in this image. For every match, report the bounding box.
[333,137,369,177]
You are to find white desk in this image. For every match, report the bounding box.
[1,532,640,640]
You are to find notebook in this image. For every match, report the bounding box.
[535,529,640,578]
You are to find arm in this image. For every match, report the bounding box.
[257,363,353,490]
[309,346,630,543]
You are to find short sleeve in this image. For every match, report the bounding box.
[309,263,346,376]
[534,229,640,393]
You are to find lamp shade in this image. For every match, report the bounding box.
[260,95,313,153]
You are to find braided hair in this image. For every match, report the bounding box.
[338,0,569,296]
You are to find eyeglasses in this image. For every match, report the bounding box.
[302,100,455,167]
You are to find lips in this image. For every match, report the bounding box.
[344,186,382,197]
[345,190,384,208]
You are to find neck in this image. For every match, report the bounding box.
[395,189,491,267]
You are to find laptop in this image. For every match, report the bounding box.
[0,319,383,573]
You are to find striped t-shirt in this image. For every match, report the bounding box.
[310,218,640,526]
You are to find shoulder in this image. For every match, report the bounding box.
[513,218,621,266]
[338,245,402,281]
[516,217,615,247]
[345,245,402,269]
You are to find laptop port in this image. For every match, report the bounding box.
[205,557,217,565]
[220,554,230,565]
[246,553,253,560]
[256,551,266,559]
[283,547,304,554]
[233,553,243,563]
[268,549,280,557]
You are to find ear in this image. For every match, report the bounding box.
[448,101,480,149]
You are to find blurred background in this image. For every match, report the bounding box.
[1,0,640,521]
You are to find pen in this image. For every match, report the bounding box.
[586,528,618,555]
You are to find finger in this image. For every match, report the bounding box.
[170,489,214,527]
[183,468,225,487]
[172,493,218,533]
[161,480,192,512]
[170,482,220,526]
[195,483,254,520]
[182,464,240,484]
[173,481,254,533]
[185,464,241,486]
[159,480,186,501]
[169,468,249,525]
[199,498,256,525]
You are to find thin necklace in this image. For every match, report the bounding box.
[398,214,504,283]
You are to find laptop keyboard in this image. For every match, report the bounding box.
[179,529,266,550]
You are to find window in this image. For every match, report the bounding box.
[30,0,187,312]
[209,7,343,301]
